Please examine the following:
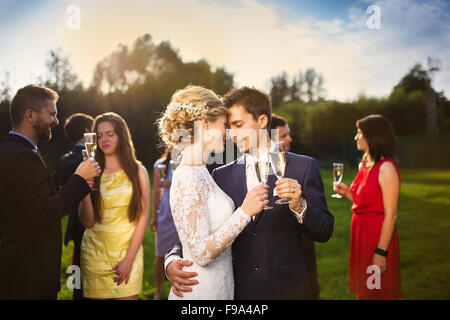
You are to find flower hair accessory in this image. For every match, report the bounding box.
[166,101,208,117]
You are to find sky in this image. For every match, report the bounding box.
[0,0,449,101]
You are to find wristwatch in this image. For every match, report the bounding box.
[374,247,388,257]
[294,197,306,212]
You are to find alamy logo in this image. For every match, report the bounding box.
[66,265,81,290]
[366,265,381,290]
[67,5,81,30]
[366,5,381,30]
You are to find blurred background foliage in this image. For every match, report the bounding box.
[1,34,449,171]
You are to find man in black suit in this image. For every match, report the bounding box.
[54,113,94,300]
[164,87,333,299]
[0,84,100,300]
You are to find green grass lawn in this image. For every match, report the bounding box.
[317,168,450,300]
[58,168,450,300]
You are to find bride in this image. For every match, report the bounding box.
[158,85,269,300]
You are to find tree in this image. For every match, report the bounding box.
[394,59,442,135]
[0,71,12,102]
[288,74,300,102]
[304,68,325,103]
[425,57,441,135]
[270,72,289,108]
[394,63,430,93]
[44,49,79,91]
[84,34,235,167]
[269,69,326,108]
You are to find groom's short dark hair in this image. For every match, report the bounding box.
[10,84,59,127]
[222,87,272,129]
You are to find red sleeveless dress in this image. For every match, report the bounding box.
[348,158,402,300]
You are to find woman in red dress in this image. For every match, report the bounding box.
[334,114,402,300]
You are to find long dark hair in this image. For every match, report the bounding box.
[91,112,142,223]
[356,114,398,168]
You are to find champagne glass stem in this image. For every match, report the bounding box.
[331,163,344,198]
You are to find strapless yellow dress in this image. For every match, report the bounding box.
[81,170,143,299]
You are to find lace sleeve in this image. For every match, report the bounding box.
[170,169,251,267]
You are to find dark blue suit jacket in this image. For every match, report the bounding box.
[166,152,334,300]
[212,152,333,299]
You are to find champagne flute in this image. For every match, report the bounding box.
[156,163,167,198]
[156,163,167,182]
[82,149,97,190]
[331,163,344,198]
[254,150,273,210]
[84,133,97,159]
[84,133,98,191]
[269,141,289,205]
[169,160,180,171]
[82,149,89,162]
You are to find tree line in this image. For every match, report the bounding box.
[271,60,450,164]
[0,33,449,170]
[0,34,233,171]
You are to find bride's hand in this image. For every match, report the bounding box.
[241,184,269,217]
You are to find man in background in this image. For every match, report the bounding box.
[54,113,94,300]
[270,113,320,300]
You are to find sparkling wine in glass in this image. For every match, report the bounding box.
[157,163,167,181]
[84,133,97,159]
[331,163,344,198]
[84,133,98,191]
[82,149,89,162]
[169,160,180,171]
[269,141,289,205]
[255,153,273,210]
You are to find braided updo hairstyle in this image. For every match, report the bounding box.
[158,85,228,151]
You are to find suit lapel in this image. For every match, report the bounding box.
[284,152,293,178]
[7,134,46,168]
[7,135,52,197]
[32,148,47,168]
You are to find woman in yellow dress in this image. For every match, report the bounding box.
[79,112,150,300]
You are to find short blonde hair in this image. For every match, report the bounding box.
[158,85,227,149]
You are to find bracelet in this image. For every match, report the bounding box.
[374,247,388,257]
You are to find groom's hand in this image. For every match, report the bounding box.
[275,178,302,205]
[167,259,199,298]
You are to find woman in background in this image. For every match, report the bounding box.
[79,112,150,300]
[334,114,402,300]
[150,148,180,300]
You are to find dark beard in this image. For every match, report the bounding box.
[34,123,52,141]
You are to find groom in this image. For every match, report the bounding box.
[165,87,334,299]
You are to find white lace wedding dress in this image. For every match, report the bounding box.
[168,165,251,300]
